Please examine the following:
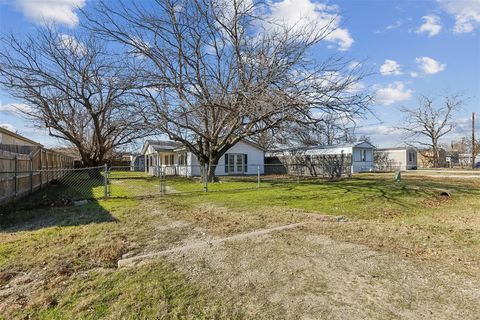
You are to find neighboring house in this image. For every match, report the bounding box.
[0,127,42,154]
[375,147,417,171]
[141,140,265,177]
[458,153,479,167]
[417,148,448,168]
[129,154,145,171]
[267,141,375,174]
[446,154,459,167]
[0,127,73,204]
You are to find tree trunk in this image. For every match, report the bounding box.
[81,156,105,180]
[199,157,221,183]
[432,145,439,168]
[207,163,218,182]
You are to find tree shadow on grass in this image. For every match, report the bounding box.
[322,176,480,209]
[252,176,480,212]
[0,201,117,233]
[0,180,117,232]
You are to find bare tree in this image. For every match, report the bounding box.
[86,0,370,181]
[0,27,147,167]
[266,113,356,150]
[397,95,462,168]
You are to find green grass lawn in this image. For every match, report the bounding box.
[1,172,479,319]
[163,174,480,219]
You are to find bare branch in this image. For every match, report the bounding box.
[396,94,462,168]
[0,26,148,166]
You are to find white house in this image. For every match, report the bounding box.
[267,141,375,174]
[141,140,265,177]
[375,147,417,171]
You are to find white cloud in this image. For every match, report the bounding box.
[12,0,85,28]
[415,56,446,75]
[0,123,16,132]
[58,34,86,56]
[410,71,419,78]
[0,103,32,115]
[416,15,442,36]
[375,19,403,33]
[374,81,413,106]
[348,61,362,70]
[438,0,480,33]
[453,116,480,136]
[266,0,354,51]
[379,59,402,75]
[317,71,364,93]
[356,125,401,136]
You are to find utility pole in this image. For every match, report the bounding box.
[473,112,476,169]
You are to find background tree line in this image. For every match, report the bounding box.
[0,0,371,180]
[1,0,472,177]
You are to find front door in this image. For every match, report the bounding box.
[228,154,244,174]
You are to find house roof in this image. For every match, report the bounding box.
[143,138,265,154]
[0,127,43,147]
[269,141,375,153]
[142,140,183,154]
[172,138,266,152]
[376,146,415,151]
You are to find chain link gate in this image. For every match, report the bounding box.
[106,165,163,198]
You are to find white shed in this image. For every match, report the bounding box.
[375,147,417,171]
[267,141,375,174]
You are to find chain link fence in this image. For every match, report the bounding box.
[106,162,352,196]
[0,166,107,209]
[1,162,353,210]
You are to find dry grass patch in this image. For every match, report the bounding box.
[165,224,480,320]
[162,199,308,236]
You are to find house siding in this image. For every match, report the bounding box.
[352,147,374,173]
[266,141,375,174]
[189,141,264,176]
[143,140,264,177]
[375,148,417,171]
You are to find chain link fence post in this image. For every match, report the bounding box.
[257,165,260,188]
[297,163,300,184]
[14,155,18,198]
[158,164,164,195]
[30,160,33,194]
[103,164,108,198]
[203,163,208,192]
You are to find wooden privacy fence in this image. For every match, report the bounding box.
[0,148,74,205]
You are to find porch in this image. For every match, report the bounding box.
[145,151,189,176]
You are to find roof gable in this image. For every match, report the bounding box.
[237,139,265,151]
[141,140,182,154]
[352,141,375,149]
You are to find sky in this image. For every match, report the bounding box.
[0,0,479,148]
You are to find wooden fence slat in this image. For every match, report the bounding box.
[0,148,74,205]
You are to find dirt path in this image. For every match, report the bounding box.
[405,170,480,179]
[117,223,304,267]
[162,222,480,320]
[115,201,480,319]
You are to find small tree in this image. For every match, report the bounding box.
[86,0,370,181]
[397,95,462,168]
[0,27,146,167]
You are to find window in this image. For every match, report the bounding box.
[360,149,367,162]
[236,154,243,172]
[228,154,235,172]
[225,153,246,174]
[164,155,169,165]
[170,154,174,164]
[179,153,187,165]
[408,152,415,162]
